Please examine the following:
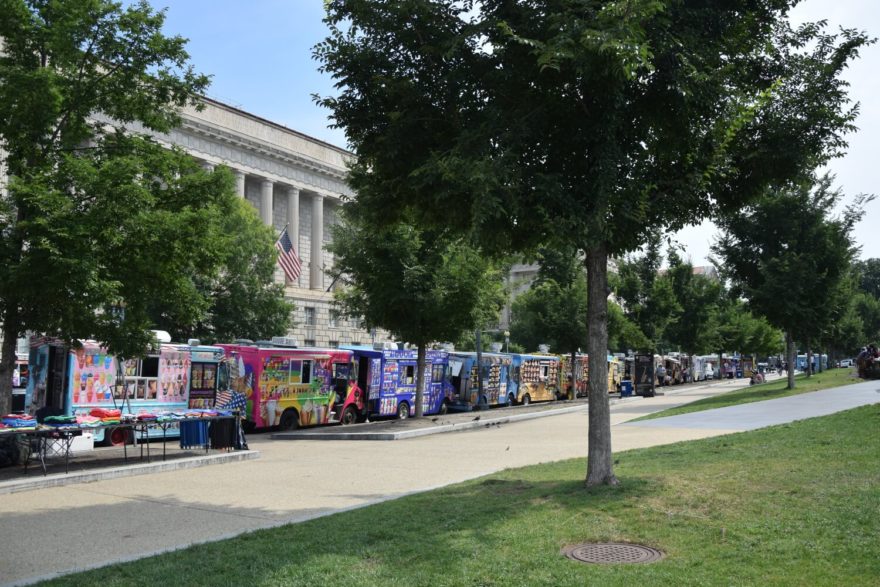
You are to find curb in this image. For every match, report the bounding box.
[0,449,260,495]
[272,396,643,441]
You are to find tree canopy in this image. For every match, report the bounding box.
[316,0,869,486]
[713,174,867,387]
[147,191,294,344]
[328,210,506,417]
[0,0,288,413]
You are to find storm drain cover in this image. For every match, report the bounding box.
[562,542,664,564]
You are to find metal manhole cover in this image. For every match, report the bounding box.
[562,542,664,564]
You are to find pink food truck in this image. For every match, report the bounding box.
[218,342,362,430]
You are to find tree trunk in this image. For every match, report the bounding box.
[786,331,796,390]
[585,243,618,488]
[718,351,723,380]
[806,347,813,378]
[0,316,21,416]
[570,349,577,400]
[415,343,426,418]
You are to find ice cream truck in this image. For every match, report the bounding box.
[217,342,354,430]
[344,346,453,419]
[509,353,561,404]
[447,352,513,409]
[26,337,226,445]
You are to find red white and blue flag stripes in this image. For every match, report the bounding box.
[275,225,302,281]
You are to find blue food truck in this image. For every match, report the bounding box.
[342,345,452,419]
[447,352,513,409]
[27,337,227,445]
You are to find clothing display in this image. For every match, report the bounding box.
[179,419,209,449]
[208,419,236,450]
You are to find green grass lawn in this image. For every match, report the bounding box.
[634,367,862,422]
[43,404,880,587]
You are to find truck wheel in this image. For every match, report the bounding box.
[397,402,410,420]
[279,409,299,431]
[522,394,531,406]
[341,405,358,426]
[508,393,517,406]
[438,401,449,416]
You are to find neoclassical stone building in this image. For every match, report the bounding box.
[158,98,380,347]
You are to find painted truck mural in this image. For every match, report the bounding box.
[26,338,226,444]
[560,354,589,399]
[509,354,561,404]
[344,346,452,419]
[447,352,512,409]
[218,343,353,430]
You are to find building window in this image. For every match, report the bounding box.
[304,339,316,347]
[304,307,316,326]
[351,341,362,347]
[329,310,340,328]
[329,340,339,349]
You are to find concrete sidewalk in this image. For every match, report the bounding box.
[1,374,875,587]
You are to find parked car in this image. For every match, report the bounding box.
[839,358,853,368]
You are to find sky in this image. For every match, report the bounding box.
[154,0,878,266]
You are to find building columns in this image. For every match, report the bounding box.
[234,170,246,198]
[287,187,300,285]
[311,194,324,290]
[260,179,274,227]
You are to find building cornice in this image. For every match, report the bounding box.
[180,116,350,184]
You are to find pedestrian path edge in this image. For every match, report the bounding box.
[0,449,260,495]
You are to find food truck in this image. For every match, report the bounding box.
[344,346,452,419]
[541,353,623,399]
[26,337,226,445]
[509,353,561,404]
[217,342,354,430]
[448,352,513,409]
[11,353,29,413]
[560,354,589,399]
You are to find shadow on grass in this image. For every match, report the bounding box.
[39,405,880,587]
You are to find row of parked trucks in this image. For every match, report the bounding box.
[22,336,764,442]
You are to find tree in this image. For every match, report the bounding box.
[613,234,682,354]
[510,278,586,355]
[663,251,724,356]
[316,1,867,486]
[854,259,880,299]
[148,193,294,343]
[510,263,646,355]
[714,175,867,389]
[328,210,506,418]
[0,0,223,414]
[714,300,783,362]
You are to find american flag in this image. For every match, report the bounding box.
[275,226,302,281]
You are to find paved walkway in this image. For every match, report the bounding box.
[1,375,876,586]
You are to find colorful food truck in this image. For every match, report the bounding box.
[448,352,513,409]
[509,353,561,404]
[218,343,354,430]
[342,346,452,419]
[26,338,226,445]
[561,354,622,397]
[560,354,589,399]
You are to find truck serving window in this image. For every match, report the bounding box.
[301,360,312,384]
